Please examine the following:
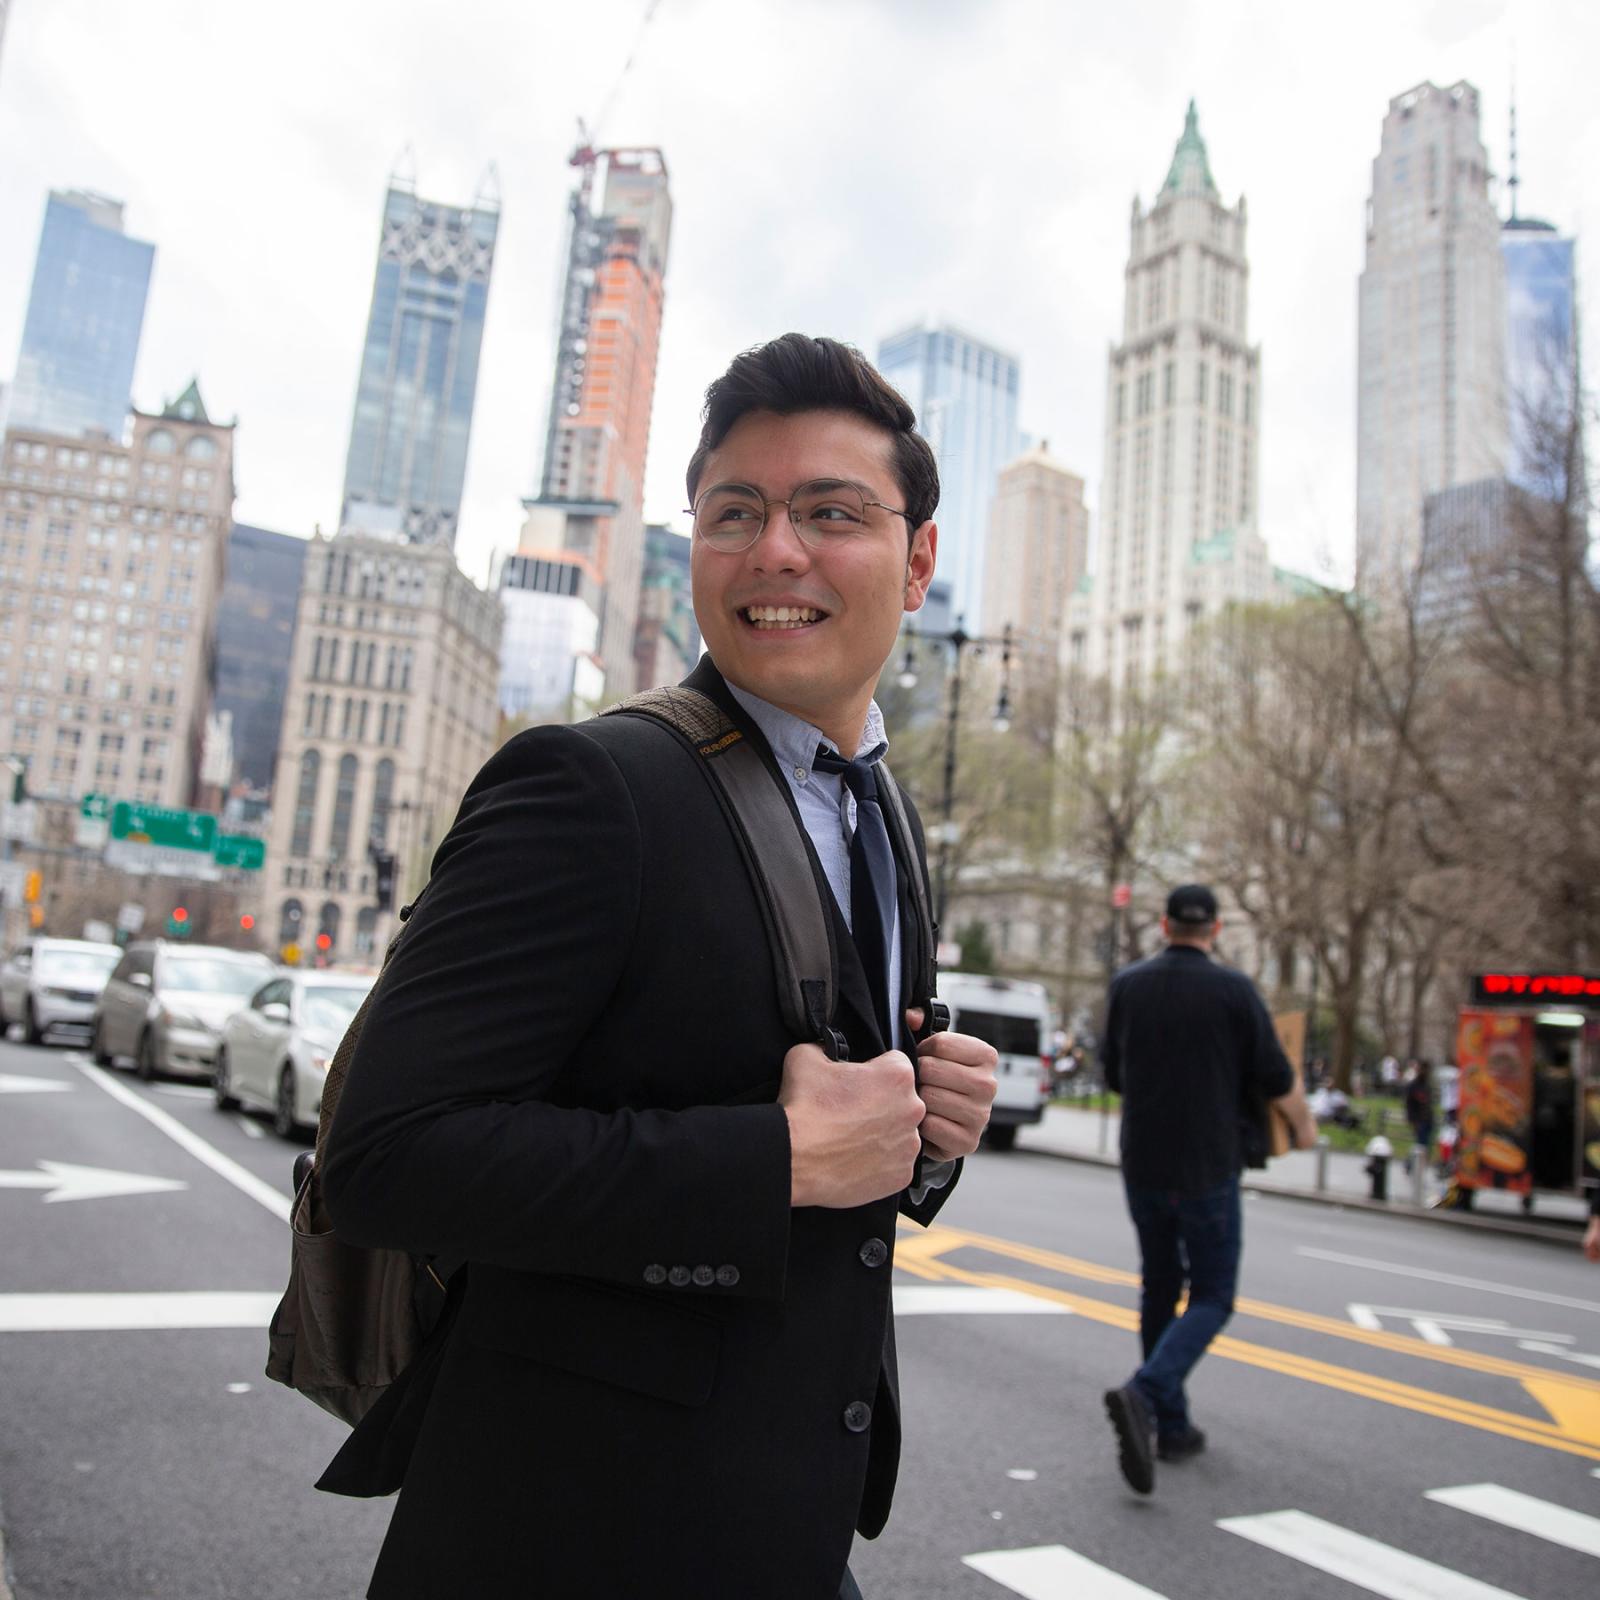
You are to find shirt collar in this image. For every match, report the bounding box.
[725,681,889,775]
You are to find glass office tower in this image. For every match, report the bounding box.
[1501,219,1577,497]
[340,178,499,547]
[877,322,1021,627]
[10,190,155,440]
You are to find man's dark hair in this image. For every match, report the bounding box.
[685,333,940,532]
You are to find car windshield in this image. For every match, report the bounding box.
[162,957,272,997]
[302,987,371,1039]
[37,950,120,985]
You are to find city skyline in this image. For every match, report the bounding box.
[0,1,1593,600]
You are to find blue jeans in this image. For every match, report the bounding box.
[1123,1174,1242,1439]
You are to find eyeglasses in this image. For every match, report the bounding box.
[687,478,914,553]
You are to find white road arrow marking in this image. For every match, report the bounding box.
[0,1072,73,1094]
[0,1291,277,1332]
[1515,1339,1600,1370]
[893,1286,1072,1316]
[1347,1305,1576,1347]
[0,1161,188,1204]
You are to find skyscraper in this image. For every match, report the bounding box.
[10,190,155,440]
[1501,104,1578,500]
[981,444,1088,688]
[1356,81,1506,594]
[340,170,499,547]
[877,322,1020,626]
[522,145,671,701]
[1078,102,1271,685]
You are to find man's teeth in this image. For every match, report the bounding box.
[744,606,824,628]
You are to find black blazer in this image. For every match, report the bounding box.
[322,657,958,1599]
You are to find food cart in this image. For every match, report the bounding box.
[1453,971,1600,1213]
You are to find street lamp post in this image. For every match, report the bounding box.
[896,618,1013,932]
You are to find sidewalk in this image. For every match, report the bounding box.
[1015,1103,1591,1237]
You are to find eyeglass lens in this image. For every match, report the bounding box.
[694,480,870,551]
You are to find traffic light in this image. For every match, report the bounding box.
[173,906,188,924]
[4,755,26,804]
[23,870,40,904]
[315,932,332,952]
[372,850,397,912]
[240,913,256,932]
[167,906,191,940]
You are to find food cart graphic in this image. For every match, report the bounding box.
[1454,972,1600,1213]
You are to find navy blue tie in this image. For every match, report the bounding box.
[814,742,897,1048]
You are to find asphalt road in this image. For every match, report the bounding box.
[2,1031,1598,1599]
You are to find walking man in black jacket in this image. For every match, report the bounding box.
[1100,884,1315,1493]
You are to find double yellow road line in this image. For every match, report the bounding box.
[896,1222,1600,1461]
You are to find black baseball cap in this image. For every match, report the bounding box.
[1165,884,1218,926]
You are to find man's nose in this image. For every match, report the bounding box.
[745,504,812,570]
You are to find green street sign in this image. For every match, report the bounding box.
[213,834,265,871]
[80,793,111,821]
[110,800,216,854]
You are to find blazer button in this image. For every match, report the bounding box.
[858,1238,889,1269]
[643,1264,667,1286]
[842,1401,872,1434]
[691,1265,715,1287]
[668,1266,692,1287]
[715,1265,740,1287]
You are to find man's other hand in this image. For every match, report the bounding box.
[1272,1079,1319,1150]
[779,1042,926,1208]
[907,1008,999,1162]
[1584,1215,1600,1263]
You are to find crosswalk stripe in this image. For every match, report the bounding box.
[964,1546,1168,1598]
[1219,1510,1532,1599]
[1425,1483,1600,1558]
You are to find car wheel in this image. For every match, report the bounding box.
[90,1015,113,1066]
[24,998,45,1046]
[136,1030,161,1082]
[213,1047,239,1111]
[984,1123,1018,1152]
[273,1064,301,1141]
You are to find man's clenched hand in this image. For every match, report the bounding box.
[907,1007,998,1162]
[779,1042,926,1208]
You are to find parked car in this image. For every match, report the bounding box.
[92,941,275,1081]
[0,938,122,1044]
[215,969,374,1138]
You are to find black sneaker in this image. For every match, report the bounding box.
[1157,1426,1207,1463]
[1103,1383,1155,1494]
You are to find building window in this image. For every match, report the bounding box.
[369,757,395,846]
[328,753,359,858]
[291,750,320,856]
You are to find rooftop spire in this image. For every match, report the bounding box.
[1507,73,1520,221]
[1162,98,1219,198]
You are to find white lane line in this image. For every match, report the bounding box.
[1298,1247,1600,1317]
[73,1061,290,1222]
[893,1286,1072,1316]
[1219,1510,1532,1599]
[1425,1484,1600,1559]
[234,1115,264,1141]
[153,1083,213,1100]
[0,1072,73,1094]
[0,1291,279,1333]
[965,1546,1168,1598]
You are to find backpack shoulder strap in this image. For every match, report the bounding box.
[600,686,845,1058]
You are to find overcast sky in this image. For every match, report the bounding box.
[1,0,1594,591]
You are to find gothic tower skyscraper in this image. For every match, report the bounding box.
[1081,102,1270,685]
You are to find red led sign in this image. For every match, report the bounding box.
[1470,972,1600,1003]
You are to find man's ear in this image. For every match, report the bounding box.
[904,520,937,611]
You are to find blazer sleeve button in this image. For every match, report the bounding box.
[858,1238,889,1268]
[715,1265,740,1287]
[842,1401,873,1433]
[667,1265,692,1287]
[643,1264,667,1285]
[691,1265,715,1287]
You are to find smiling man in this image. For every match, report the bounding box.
[322,334,998,1599]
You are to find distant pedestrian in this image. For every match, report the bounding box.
[1100,884,1316,1495]
[1585,1189,1599,1263]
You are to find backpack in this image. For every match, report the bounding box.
[265,685,941,1435]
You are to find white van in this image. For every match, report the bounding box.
[936,972,1055,1150]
